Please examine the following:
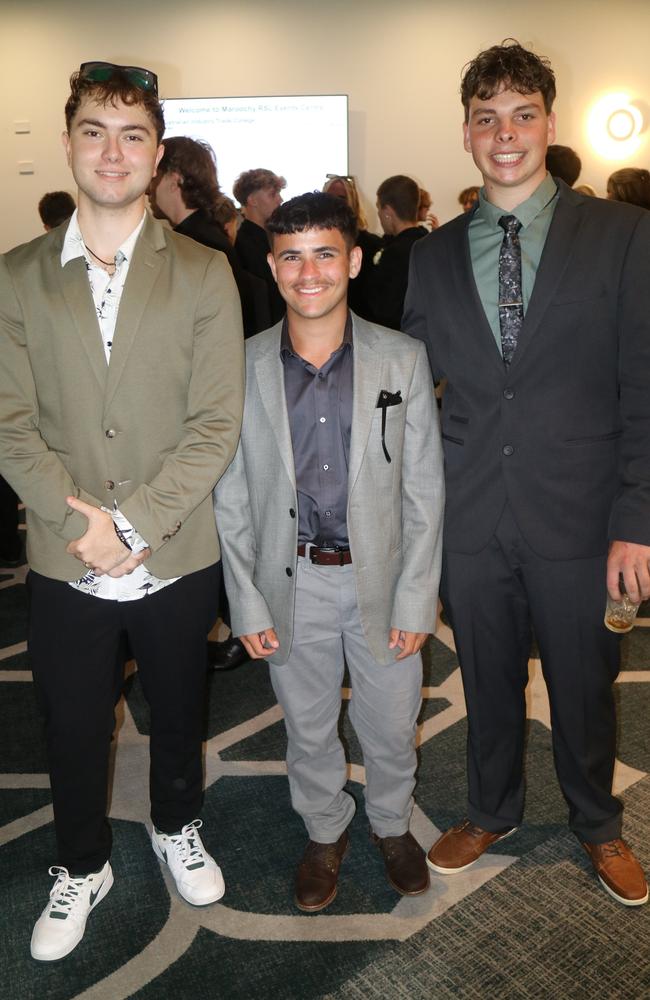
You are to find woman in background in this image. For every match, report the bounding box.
[323,174,381,320]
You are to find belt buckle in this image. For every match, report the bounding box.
[315,544,346,566]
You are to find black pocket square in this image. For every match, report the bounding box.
[376,390,402,463]
[376,390,402,408]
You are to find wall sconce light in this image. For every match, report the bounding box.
[587,92,645,161]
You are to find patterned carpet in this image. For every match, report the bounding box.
[2,542,649,999]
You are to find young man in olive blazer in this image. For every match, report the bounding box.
[0,64,244,959]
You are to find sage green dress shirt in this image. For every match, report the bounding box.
[468,172,559,354]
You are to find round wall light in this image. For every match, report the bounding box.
[587,92,645,160]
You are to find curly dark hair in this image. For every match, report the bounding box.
[461,39,556,122]
[65,67,165,142]
[266,192,358,250]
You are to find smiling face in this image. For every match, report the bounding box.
[62,96,163,214]
[267,227,361,324]
[463,88,555,209]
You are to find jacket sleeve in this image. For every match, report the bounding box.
[0,255,103,542]
[608,210,650,546]
[390,340,445,631]
[213,436,275,637]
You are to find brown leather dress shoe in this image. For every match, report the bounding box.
[372,831,430,895]
[427,819,517,874]
[294,831,349,912]
[582,838,649,906]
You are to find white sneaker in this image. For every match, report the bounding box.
[30,862,113,961]
[151,819,225,905]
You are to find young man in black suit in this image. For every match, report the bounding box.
[403,39,649,906]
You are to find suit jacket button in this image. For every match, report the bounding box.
[104,479,115,490]
[105,428,116,438]
[503,388,515,400]
[502,445,514,457]
[289,508,296,518]
[286,567,293,577]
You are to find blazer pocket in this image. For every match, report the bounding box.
[564,430,622,445]
[442,432,464,446]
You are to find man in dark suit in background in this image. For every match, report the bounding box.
[149,137,270,338]
[233,167,287,324]
[369,175,426,330]
[403,39,649,906]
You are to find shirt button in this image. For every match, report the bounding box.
[286,567,293,577]
[104,479,115,490]
[318,373,325,380]
[323,464,329,471]
[325,511,332,517]
[320,417,326,423]
[503,388,515,400]
[105,429,116,438]
[502,445,514,457]
[289,508,296,518]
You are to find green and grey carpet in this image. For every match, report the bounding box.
[1,557,649,999]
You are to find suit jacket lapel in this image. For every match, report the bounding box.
[510,187,584,370]
[105,215,166,408]
[254,324,296,488]
[57,244,108,392]
[450,218,506,375]
[348,316,383,495]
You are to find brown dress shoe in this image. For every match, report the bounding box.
[582,838,649,906]
[294,831,349,912]
[427,819,517,874]
[372,831,430,895]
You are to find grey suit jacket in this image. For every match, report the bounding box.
[0,213,244,581]
[214,313,444,665]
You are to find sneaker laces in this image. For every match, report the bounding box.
[167,819,206,871]
[46,866,86,920]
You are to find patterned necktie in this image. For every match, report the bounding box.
[497,215,523,366]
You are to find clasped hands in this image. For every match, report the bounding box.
[240,626,428,661]
[65,496,150,577]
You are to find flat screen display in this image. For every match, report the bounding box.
[161,94,349,203]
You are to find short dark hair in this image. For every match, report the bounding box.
[376,175,420,222]
[266,191,358,250]
[232,168,286,207]
[461,39,556,122]
[38,190,76,229]
[607,167,650,210]
[65,67,165,143]
[545,145,581,186]
[158,136,222,220]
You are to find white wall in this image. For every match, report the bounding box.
[1,0,649,251]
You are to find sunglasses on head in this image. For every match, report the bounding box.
[79,61,158,96]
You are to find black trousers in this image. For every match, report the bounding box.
[28,562,220,876]
[441,505,622,844]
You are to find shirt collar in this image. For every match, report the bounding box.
[477,172,558,231]
[60,208,147,268]
[280,312,353,359]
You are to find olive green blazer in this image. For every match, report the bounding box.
[0,213,244,581]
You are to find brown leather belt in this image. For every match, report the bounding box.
[297,543,352,566]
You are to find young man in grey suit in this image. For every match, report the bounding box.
[215,192,444,911]
[403,40,649,906]
[0,64,244,959]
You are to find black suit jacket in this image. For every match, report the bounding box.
[235,218,285,325]
[175,210,270,337]
[403,181,650,559]
[368,226,427,330]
